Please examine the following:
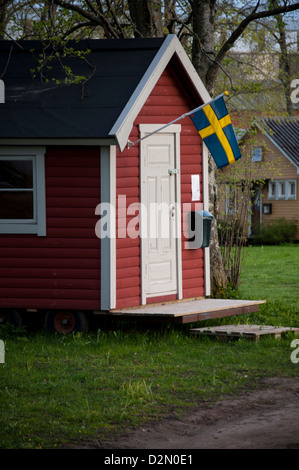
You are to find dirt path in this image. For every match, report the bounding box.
[103,377,299,449]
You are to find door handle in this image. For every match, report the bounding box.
[168,169,179,176]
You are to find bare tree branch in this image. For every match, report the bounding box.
[205,0,299,85]
[62,21,95,39]
[53,0,119,37]
[215,1,299,68]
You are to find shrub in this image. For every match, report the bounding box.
[252,218,297,245]
[217,218,245,245]
[217,218,248,289]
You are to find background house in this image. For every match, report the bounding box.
[218,116,299,240]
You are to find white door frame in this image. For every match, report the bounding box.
[139,124,182,305]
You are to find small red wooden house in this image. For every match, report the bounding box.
[0,35,263,333]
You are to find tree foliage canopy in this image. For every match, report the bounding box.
[1,0,299,94]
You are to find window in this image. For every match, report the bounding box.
[287,180,296,200]
[268,179,297,201]
[277,181,286,199]
[252,146,263,162]
[268,181,276,200]
[225,184,237,215]
[0,147,46,235]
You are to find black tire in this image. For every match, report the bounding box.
[45,310,89,334]
[0,309,22,327]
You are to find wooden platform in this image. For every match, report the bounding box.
[190,324,299,342]
[104,298,266,324]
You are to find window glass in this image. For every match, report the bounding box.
[279,182,285,197]
[0,160,33,189]
[0,159,34,221]
[268,181,276,199]
[289,181,296,197]
[252,147,262,162]
[0,192,34,219]
[0,149,46,236]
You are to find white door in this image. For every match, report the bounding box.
[140,125,182,304]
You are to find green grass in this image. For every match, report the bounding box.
[236,244,299,327]
[1,245,299,449]
[239,244,299,307]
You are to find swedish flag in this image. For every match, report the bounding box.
[190,93,241,169]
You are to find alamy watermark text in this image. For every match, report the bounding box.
[290,339,299,364]
[0,340,4,364]
[0,79,4,103]
[291,79,299,104]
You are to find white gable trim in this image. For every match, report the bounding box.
[255,122,299,175]
[109,34,211,152]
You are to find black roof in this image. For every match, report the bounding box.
[257,117,299,168]
[0,38,165,139]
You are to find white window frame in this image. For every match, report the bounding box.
[268,181,276,200]
[287,180,297,200]
[268,179,297,201]
[225,184,237,215]
[277,181,286,200]
[0,147,46,236]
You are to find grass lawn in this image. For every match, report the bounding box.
[239,244,299,307]
[0,245,299,449]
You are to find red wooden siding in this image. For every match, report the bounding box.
[116,141,140,308]
[115,65,204,309]
[0,148,101,310]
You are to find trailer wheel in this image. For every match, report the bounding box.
[45,310,89,334]
[0,309,22,327]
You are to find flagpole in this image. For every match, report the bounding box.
[127,91,228,149]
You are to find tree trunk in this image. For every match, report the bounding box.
[208,157,228,296]
[276,15,294,116]
[128,0,164,38]
[0,2,8,40]
[191,0,217,95]
[192,0,228,294]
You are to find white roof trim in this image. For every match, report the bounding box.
[0,138,116,146]
[109,34,211,152]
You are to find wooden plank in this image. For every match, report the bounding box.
[47,197,99,208]
[0,298,101,310]
[0,278,100,290]
[47,218,99,229]
[47,167,99,177]
[47,177,100,188]
[110,298,266,317]
[0,247,100,259]
[0,258,99,269]
[181,306,249,323]
[190,324,299,342]
[0,287,100,300]
[0,268,100,279]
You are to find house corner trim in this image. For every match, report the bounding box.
[100,145,116,310]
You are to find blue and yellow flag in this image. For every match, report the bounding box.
[190,93,241,169]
